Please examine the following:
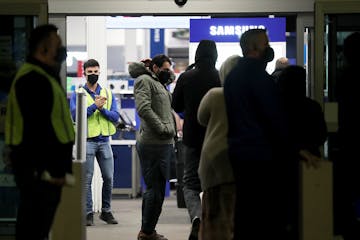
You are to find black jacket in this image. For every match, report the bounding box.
[172,62,221,148]
[224,57,292,164]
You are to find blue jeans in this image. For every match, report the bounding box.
[86,141,114,214]
[136,142,174,233]
[182,144,202,222]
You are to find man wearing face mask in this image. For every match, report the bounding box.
[129,54,176,240]
[5,24,75,240]
[224,29,296,239]
[70,59,120,226]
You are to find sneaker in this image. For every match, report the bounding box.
[188,216,200,240]
[86,213,94,226]
[99,211,118,224]
[137,230,168,240]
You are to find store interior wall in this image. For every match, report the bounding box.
[66,15,297,83]
[66,16,190,91]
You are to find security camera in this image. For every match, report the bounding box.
[175,0,187,7]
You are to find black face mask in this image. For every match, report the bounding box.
[263,46,274,63]
[87,74,99,85]
[55,46,67,63]
[158,70,171,85]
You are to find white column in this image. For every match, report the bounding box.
[86,16,107,87]
[124,29,137,70]
[86,16,107,213]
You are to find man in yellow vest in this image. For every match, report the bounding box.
[5,24,75,240]
[70,59,119,226]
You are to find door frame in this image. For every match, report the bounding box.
[314,0,360,107]
[297,13,314,98]
[0,1,48,25]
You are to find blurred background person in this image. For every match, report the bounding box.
[5,24,74,240]
[335,31,360,240]
[271,57,289,82]
[277,65,328,238]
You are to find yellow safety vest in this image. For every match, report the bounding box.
[5,63,75,145]
[82,87,116,138]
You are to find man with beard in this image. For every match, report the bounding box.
[5,24,75,240]
[224,29,296,239]
[129,54,176,240]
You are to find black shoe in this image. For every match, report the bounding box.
[99,211,118,224]
[188,216,200,240]
[86,213,94,226]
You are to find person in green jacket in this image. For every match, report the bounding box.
[129,54,176,240]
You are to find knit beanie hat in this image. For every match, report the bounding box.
[219,55,241,85]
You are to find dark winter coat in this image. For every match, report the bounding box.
[172,62,221,148]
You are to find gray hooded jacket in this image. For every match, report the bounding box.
[129,62,176,144]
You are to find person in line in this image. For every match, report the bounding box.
[197,54,240,240]
[129,54,176,240]
[5,24,75,240]
[271,57,289,82]
[277,65,327,157]
[70,59,119,226]
[172,40,221,240]
[277,65,328,238]
[335,31,360,240]
[223,29,296,239]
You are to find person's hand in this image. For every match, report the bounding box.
[48,177,66,186]
[299,149,322,169]
[41,171,66,186]
[95,95,107,110]
[140,58,152,67]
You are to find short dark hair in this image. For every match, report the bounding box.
[28,24,58,57]
[83,59,100,72]
[149,54,171,72]
[240,28,267,56]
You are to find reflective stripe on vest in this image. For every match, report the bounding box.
[5,63,75,145]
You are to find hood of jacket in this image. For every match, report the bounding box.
[128,62,155,79]
[128,61,176,86]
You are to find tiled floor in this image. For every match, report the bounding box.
[87,193,191,240]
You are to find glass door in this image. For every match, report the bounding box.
[314,1,360,239]
[0,15,37,237]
